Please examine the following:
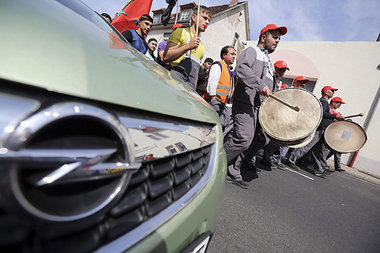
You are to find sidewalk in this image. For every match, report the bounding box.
[328,160,380,186]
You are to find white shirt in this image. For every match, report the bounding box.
[206,60,229,96]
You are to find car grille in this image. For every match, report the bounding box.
[0,90,218,253]
[106,145,212,239]
[0,144,213,253]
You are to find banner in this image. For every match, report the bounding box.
[112,0,153,33]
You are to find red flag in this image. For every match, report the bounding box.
[111,0,153,33]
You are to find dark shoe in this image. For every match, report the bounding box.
[228,179,249,189]
[243,158,255,169]
[243,159,260,172]
[323,170,334,175]
[260,159,274,171]
[284,160,300,171]
[276,163,286,171]
[335,168,345,172]
[260,159,271,167]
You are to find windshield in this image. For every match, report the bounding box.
[56,0,129,46]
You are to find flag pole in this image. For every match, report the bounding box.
[174,0,179,24]
[196,0,200,36]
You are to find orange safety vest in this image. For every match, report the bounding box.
[204,61,235,103]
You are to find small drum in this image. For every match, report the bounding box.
[324,121,367,153]
[259,88,322,146]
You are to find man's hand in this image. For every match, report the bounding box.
[187,36,200,50]
[259,86,272,96]
[336,114,345,120]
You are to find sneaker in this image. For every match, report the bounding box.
[276,163,286,171]
[228,179,249,189]
[314,171,324,177]
[335,167,345,172]
[270,163,277,171]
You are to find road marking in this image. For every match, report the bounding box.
[284,167,315,181]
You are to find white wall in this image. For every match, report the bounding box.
[202,4,249,62]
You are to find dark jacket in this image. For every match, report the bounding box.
[318,97,337,130]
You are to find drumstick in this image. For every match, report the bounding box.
[269,95,300,112]
[196,0,200,36]
[345,113,364,119]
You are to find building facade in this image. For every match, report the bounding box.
[149,1,250,63]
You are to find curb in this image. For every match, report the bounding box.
[328,160,380,186]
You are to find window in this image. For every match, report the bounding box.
[153,14,160,24]
[282,77,317,93]
[180,9,190,21]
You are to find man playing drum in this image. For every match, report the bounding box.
[284,86,345,176]
[224,24,287,189]
[320,97,346,172]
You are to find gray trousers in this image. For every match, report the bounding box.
[324,146,342,170]
[288,129,323,164]
[171,57,200,90]
[224,101,258,180]
[310,135,330,173]
[263,143,289,165]
[209,99,233,136]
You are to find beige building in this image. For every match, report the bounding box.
[246,40,380,173]
[149,1,250,62]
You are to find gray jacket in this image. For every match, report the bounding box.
[233,46,275,107]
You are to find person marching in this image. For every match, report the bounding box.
[322,97,347,172]
[292,76,310,88]
[145,38,157,61]
[156,23,185,70]
[196,57,214,96]
[204,46,236,134]
[284,86,345,176]
[224,24,287,189]
[273,61,290,89]
[164,5,211,89]
[122,14,153,54]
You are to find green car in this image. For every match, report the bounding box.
[0,0,226,252]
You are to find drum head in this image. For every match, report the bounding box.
[259,88,322,145]
[324,121,367,153]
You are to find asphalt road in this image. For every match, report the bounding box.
[208,163,380,253]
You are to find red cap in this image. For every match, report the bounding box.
[294,76,310,83]
[331,97,345,104]
[172,23,184,30]
[281,84,289,89]
[260,24,287,37]
[321,85,338,93]
[274,61,289,70]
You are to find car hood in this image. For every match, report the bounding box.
[0,0,219,124]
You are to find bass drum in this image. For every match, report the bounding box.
[288,131,316,149]
[324,121,367,153]
[259,88,322,147]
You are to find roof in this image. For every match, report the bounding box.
[151,1,246,27]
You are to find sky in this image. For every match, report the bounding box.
[81,0,380,41]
